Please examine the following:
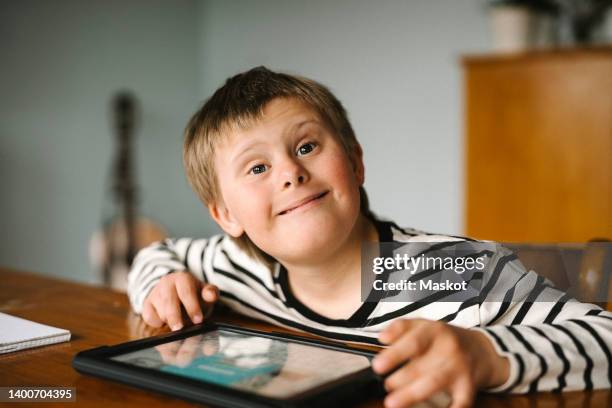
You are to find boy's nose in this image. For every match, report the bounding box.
[279,158,309,189]
[284,175,305,188]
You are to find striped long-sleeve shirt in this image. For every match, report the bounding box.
[127,218,612,393]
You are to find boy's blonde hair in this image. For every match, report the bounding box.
[183,66,373,265]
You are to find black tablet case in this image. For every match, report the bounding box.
[73,323,384,408]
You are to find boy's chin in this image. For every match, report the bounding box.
[270,216,355,261]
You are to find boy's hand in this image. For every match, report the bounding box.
[372,319,509,408]
[141,271,218,331]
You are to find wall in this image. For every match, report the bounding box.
[197,0,489,236]
[0,0,491,282]
[0,0,207,282]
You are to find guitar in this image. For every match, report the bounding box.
[90,92,166,291]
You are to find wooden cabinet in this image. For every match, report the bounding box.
[463,48,612,242]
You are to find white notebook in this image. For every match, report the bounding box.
[0,312,71,354]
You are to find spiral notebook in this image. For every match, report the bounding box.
[0,312,71,354]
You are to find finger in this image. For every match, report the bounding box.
[202,284,218,303]
[161,282,184,331]
[384,373,450,408]
[383,355,432,392]
[175,274,204,324]
[142,300,163,328]
[151,296,168,327]
[384,348,451,391]
[373,324,432,375]
[201,284,218,318]
[449,378,475,408]
[379,319,420,344]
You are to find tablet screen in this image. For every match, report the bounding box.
[111,329,371,398]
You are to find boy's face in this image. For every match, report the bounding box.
[210,97,365,264]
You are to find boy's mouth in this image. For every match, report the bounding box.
[278,191,328,215]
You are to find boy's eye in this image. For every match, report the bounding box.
[249,164,267,175]
[297,142,317,156]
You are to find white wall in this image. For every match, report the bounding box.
[197,0,489,235]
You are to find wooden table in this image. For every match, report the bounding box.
[1,268,610,407]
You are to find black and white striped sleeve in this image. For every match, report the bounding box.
[471,247,612,393]
[127,235,220,314]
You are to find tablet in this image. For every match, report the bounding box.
[73,323,383,407]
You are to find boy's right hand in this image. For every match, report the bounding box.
[141,271,218,331]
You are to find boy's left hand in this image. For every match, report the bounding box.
[372,319,509,408]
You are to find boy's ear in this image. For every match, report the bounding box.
[208,200,244,238]
[350,143,365,185]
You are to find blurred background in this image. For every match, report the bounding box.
[1,0,611,288]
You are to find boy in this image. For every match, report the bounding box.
[128,67,612,408]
